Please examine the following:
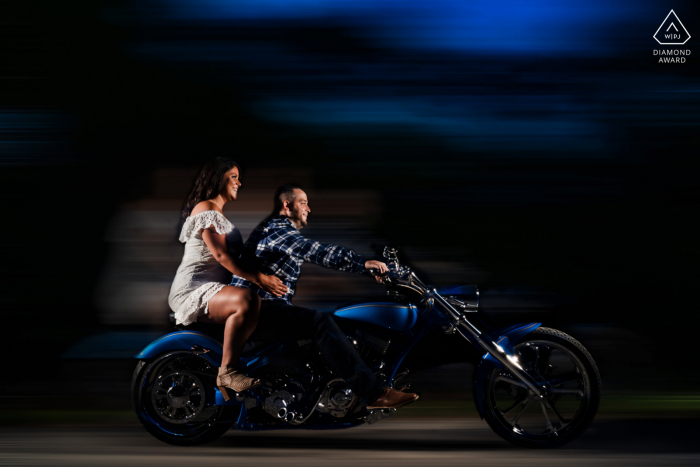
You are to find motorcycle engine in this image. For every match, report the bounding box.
[317,381,357,418]
[264,390,295,421]
[243,339,367,425]
[263,380,305,423]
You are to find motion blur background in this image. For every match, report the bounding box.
[1,0,699,425]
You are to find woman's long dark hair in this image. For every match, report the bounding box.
[179,157,240,229]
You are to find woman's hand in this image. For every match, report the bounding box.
[257,273,288,297]
[202,229,287,295]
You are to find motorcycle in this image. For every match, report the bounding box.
[132,247,601,448]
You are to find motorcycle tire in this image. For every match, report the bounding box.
[131,351,238,446]
[481,327,601,448]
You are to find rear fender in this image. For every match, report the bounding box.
[135,331,223,367]
[473,322,541,418]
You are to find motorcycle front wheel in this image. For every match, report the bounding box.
[482,327,601,448]
[131,351,238,445]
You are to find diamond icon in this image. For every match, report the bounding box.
[654,10,691,45]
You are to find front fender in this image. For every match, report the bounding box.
[473,322,541,418]
[135,331,223,367]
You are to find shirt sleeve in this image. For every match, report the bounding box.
[265,225,366,273]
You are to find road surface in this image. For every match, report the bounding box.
[1,418,698,466]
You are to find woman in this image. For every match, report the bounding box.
[168,158,287,400]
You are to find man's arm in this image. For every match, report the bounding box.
[266,225,366,272]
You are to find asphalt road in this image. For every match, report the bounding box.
[1,418,698,466]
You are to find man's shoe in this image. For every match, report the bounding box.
[367,387,419,410]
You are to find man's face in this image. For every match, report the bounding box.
[286,189,310,229]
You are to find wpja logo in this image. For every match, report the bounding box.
[653,10,691,64]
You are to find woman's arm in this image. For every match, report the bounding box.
[202,227,287,297]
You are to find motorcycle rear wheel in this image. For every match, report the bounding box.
[131,351,238,445]
[482,327,601,448]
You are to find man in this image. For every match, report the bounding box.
[230,184,418,409]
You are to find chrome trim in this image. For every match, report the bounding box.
[432,292,545,397]
[364,408,396,425]
[446,296,478,311]
[382,246,547,397]
[190,344,211,355]
[287,378,344,425]
[391,369,409,388]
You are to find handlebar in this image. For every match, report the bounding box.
[366,246,431,296]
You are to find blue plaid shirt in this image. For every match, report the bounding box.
[230,215,366,303]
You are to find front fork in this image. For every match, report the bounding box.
[431,291,550,399]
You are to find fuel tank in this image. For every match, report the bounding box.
[332,302,418,334]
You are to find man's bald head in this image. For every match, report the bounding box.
[274,184,303,213]
[275,184,310,229]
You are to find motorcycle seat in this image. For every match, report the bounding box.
[167,312,291,357]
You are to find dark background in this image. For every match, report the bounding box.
[1,0,699,400]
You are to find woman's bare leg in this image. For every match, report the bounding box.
[207,286,261,369]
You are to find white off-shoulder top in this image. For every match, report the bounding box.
[167,210,243,326]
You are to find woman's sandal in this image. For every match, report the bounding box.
[216,367,262,401]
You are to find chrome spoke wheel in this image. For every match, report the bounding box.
[132,351,237,445]
[151,369,206,424]
[482,327,601,448]
[492,341,589,435]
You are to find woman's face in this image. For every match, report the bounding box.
[222,166,241,201]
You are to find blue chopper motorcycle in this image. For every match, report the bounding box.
[132,247,601,448]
